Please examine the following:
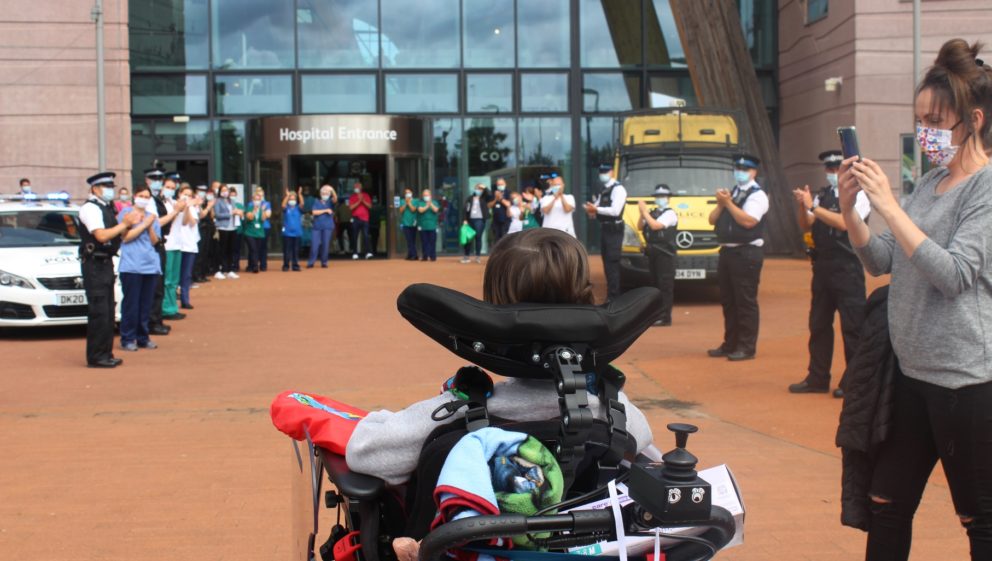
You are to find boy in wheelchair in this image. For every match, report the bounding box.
[276,229,737,561]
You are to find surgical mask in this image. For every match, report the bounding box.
[206,194,215,201]
[547,186,559,195]
[496,185,506,192]
[512,199,521,207]
[734,170,751,185]
[134,198,151,210]
[599,174,612,184]
[162,188,175,200]
[150,180,163,194]
[288,200,297,206]
[826,173,839,188]
[474,189,483,197]
[119,194,130,201]
[220,192,229,199]
[353,188,360,194]
[655,197,669,207]
[21,185,32,193]
[405,193,412,199]
[321,195,330,201]
[253,200,261,206]
[916,125,959,167]
[100,187,115,202]
[423,195,432,202]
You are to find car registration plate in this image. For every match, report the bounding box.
[675,269,706,280]
[57,293,87,306]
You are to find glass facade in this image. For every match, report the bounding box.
[130,0,778,253]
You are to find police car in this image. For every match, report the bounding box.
[0,198,122,327]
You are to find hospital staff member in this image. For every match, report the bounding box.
[77,172,141,368]
[707,154,768,361]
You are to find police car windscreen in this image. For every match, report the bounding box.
[0,210,81,247]
[622,157,733,197]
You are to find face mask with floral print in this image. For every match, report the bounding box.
[916,125,959,167]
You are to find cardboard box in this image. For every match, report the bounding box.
[565,464,745,556]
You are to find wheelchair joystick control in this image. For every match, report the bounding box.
[627,422,712,525]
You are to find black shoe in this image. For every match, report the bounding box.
[321,264,328,268]
[707,346,731,358]
[726,351,756,361]
[110,357,123,366]
[788,380,829,394]
[653,320,672,327]
[87,358,119,368]
[430,257,437,261]
[306,264,314,269]
[181,303,194,310]
[149,325,170,336]
[282,266,289,271]
[163,313,186,320]
[833,388,845,399]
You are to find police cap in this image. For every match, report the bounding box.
[86,171,116,187]
[144,168,165,179]
[165,171,181,182]
[653,184,672,196]
[818,150,844,167]
[733,154,760,169]
[598,163,613,173]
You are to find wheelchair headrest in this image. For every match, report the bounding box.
[396,284,662,379]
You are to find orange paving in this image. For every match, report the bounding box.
[0,257,969,560]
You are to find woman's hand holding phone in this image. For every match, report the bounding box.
[850,158,899,219]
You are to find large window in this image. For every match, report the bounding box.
[129,0,210,70]
[647,0,686,67]
[521,73,569,113]
[807,0,828,24]
[132,75,208,116]
[647,74,697,107]
[297,0,379,68]
[214,75,293,115]
[385,74,458,113]
[301,75,377,114]
[580,0,642,67]
[215,120,246,184]
[463,0,515,68]
[212,0,295,69]
[466,74,512,113]
[381,0,460,68]
[518,0,570,68]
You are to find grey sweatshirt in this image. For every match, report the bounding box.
[345,377,653,485]
[855,164,992,389]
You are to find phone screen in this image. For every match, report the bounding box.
[837,127,862,161]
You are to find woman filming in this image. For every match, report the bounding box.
[839,39,992,560]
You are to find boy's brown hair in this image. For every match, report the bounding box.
[483,229,594,305]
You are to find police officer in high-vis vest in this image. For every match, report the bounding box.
[788,150,870,397]
[584,163,628,302]
[637,184,679,326]
[707,154,769,361]
[78,172,141,368]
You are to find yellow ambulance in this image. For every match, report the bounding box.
[612,108,745,288]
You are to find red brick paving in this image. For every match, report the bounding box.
[0,257,969,560]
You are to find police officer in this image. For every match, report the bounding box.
[707,154,769,361]
[78,172,141,368]
[583,164,627,302]
[788,150,870,397]
[637,184,679,326]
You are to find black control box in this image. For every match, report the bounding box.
[627,423,712,525]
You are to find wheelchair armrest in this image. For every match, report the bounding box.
[320,448,386,500]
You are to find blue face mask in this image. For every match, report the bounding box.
[655,197,668,207]
[150,180,163,194]
[474,189,483,197]
[162,188,175,200]
[100,187,115,202]
[826,173,839,188]
[734,170,752,185]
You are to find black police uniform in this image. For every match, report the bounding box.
[803,186,867,390]
[195,195,216,281]
[596,179,626,302]
[149,191,172,331]
[643,206,678,324]
[78,196,122,366]
[713,182,765,358]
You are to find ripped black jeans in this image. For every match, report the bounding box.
[867,374,992,561]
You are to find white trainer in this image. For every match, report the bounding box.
[352,254,359,260]
[227,272,240,279]
[365,253,373,260]
[214,272,226,280]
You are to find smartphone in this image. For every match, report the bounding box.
[837,126,862,162]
